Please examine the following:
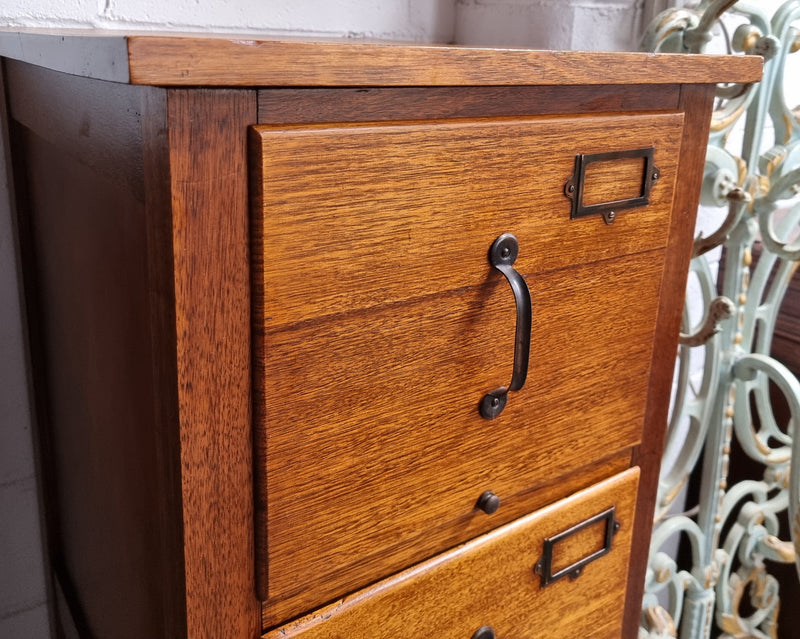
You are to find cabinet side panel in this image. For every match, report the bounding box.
[166,89,261,639]
[0,58,55,639]
[624,83,718,638]
[5,59,144,198]
[6,63,186,638]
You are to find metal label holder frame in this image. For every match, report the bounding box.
[534,506,620,588]
[565,147,659,224]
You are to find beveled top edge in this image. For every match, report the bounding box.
[0,29,764,87]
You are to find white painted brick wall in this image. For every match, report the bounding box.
[0,0,654,49]
[454,0,647,51]
[0,0,457,41]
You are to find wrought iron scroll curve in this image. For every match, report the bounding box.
[641,2,800,638]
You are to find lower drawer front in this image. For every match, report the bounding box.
[263,467,639,639]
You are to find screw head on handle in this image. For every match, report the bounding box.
[488,233,519,266]
[476,491,501,514]
[480,388,508,419]
[472,627,496,639]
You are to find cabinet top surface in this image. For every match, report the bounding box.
[0,28,762,87]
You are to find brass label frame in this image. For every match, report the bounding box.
[534,506,620,587]
[565,147,659,224]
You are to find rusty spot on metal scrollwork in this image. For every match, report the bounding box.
[679,296,735,347]
[643,605,678,637]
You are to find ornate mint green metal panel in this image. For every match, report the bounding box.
[641,2,800,638]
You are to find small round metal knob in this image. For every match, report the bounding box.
[472,626,496,639]
[476,491,501,514]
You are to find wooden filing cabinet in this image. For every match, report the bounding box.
[0,31,762,639]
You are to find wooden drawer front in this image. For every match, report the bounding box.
[252,113,682,327]
[263,468,639,638]
[251,113,682,620]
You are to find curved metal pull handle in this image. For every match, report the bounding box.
[480,233,532,419]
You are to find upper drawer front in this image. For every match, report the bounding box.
[264,468,640,639]
[251,113,682,620]
[252,113,683,327]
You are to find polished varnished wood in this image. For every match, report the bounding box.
[1,30,761,639]
[125,36,763,87]
[0,30,764,87]
[5,62,261,638]
[5,59,145,195]
[257,85,684,124]
[250,108,675,619]
[140,80,187,639]
[255,249,663,623]
[623,84,718,639]
[258,450,633,628]
[252,113,683,326]
[581,155,651,206]
[262,469,640,639]
[166,89,261,639]
[6,73,184,638]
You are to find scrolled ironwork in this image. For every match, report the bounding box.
[679,296,735,347]
[693,187,750,258]
[641,2,800,638]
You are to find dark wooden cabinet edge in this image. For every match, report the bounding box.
[623,83,719,639]
[0,57,60,639]
[3,61,189,639]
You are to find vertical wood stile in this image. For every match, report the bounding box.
[167,89,261,639]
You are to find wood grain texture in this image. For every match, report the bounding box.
[122,35,763,87]
[259,453,635,628]
[253,113,684,327]
[251,111,684,624]
[257,85,683,124]
[624,84,718,639]
[262,468,640,639]
[253,246,665,623]
[5,59,144,197]
[166,89,261,639]
[9,92,181,638]
[582,155,649,206]
[0,30,763,89]
[141,85,188,639]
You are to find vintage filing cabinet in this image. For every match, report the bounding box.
[0,31,761,639]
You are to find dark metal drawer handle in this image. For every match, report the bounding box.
[479,233,532,419]
[471,627,496,639]
[534,506,621,588]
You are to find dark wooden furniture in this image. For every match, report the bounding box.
[0,30,762,639]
